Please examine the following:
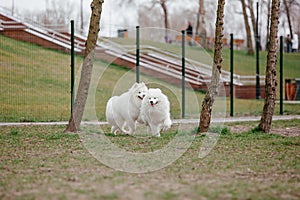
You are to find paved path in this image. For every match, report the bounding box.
[1,115,300,127]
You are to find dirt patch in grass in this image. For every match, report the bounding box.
[0,121,299,200]
[271,127,300,137]
[228,119,300,137]
[229,125,300,137]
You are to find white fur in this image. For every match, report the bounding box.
[106,82,148,134]
[140,88,172,137]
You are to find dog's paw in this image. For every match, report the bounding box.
[153,133,161,137]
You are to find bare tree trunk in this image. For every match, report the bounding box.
[160,0,169,30]
[196,0,201,36]
[196,0,205,34]
[283,0,293,39]
[258,0,280,133]
[160,0,170,43]
[266,0,271,50]
[241,0,254,55]
[195,0,207,47]
[80,0,84,34]
[11,0,15,15]
[248,0,256,37]
[65,0,104,133]
[198,0,225,133]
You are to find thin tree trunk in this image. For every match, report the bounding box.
[259,0,280,133]
[241,0,254,55]
[80,0,84,34]
[198,0,206,47]
[196,0,201,36]
[283,0,293,39]
[198,0,225,133]
[248,0,256,37]
[196,0,205,35]
[65,0,104,133]
[266,0,271,50]
[160,0,170,43]
[160,0,169,30]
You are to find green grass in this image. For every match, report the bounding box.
[0,119,299,199]
[1,34,300,122]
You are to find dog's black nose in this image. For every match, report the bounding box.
[150,100,153,104]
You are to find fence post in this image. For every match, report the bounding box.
[136,26,140,83]
[230,33,234,117]
[181,30,186,119]
[280,36,283,115]
[70,20,75,114]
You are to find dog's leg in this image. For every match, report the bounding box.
[126,119,136,135]
[149,123,161,137]
[146,125,151,134]
[163,118,172,131]
[111,126,118,135]
[120,122,131,135]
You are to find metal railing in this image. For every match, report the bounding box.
[98,39,265,86]
[0,7,85,52]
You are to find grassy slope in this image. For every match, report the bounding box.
[1,35,72,121]
[1,35,300,122]
[0,120,299,199]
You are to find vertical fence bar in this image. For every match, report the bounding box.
[280,36,283,115]
[136,26,140,83]
[70,20,75,114]
[181,30,186,119]
[230,33,234,117]
[256,2,260,99]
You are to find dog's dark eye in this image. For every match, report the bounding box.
[138,92,141,94]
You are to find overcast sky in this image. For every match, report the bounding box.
[0,0,291,42]
[0,0,138,37]
[0,0,47,11]
[0,0,254,37]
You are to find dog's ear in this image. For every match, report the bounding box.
[131,82,138,89]
[156,88,162,93]
[139,82,147,88]
[128,82,138,92]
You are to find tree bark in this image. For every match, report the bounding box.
[266,0,271,50]
[258,0,280,133]
[80,0,84,34]
[65,0,104,133]
[283,0,293,39]
[241,0,254,55]
[196,0,201,36]
[160,0,170,43]
[198,0,225,133]
[248,0,256,37]
[196,0,205,35]
[195,0,207,47]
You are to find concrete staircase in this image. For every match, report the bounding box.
[0,7,265,99]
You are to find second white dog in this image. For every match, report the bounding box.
[140,88,172,137]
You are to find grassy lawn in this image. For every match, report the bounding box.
[0,119,299,199]
[1,35,300,122]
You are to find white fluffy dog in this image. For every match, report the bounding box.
[106,82,148,135]
[140,88,172,137]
